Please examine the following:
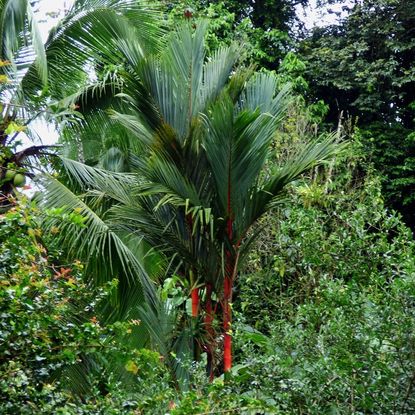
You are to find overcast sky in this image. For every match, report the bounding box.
[37,0,73,41]
[297,0,349,29]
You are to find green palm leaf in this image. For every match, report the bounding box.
[0,0,47,84]
[35,174,156,304]
[22,0,162,97]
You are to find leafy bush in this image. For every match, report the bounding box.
[240,172,414,330]
[233,166,415,413]
[0,200,173,414]
[233,271,415,414]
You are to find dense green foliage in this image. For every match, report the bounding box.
[300,0,415,226]
[235,271,415,413]
[233,164,415,413]
[0,200,119,412]
[163,0,306,69]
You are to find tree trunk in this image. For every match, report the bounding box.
[191,286,199,318]
[223,214,234,373]
[223,275,232,373]
[205,282,214,380]
[191,285,201,361]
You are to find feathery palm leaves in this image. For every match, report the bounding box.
[0,0,161,205]
[43,22,344,376]
[0,0,170,392]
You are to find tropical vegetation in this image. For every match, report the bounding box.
[1,0,415,413]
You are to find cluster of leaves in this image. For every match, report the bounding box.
[299,0,415,226]
[240,175,411,328]
[302,0,415,125]
[231,161,415,413]
[0,199,173,414]
[233,269,415,413]
[356,124,415,228]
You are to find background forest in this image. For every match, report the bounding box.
[1,0,415,414]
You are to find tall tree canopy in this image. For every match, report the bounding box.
[300,0,415,226]
[163,0,308,69]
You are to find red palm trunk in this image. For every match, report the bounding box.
[223,148,234,374]
[191,284,201,361]
[223,216,234,373]
[223,274,232,372]
[191,286,199,318]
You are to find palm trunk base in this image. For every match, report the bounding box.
[223,276,232,373]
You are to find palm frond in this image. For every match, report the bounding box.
[35,174,156,304]
[266,132,346,197]
[138,293,192,389]
[244,133,347,228]
[109,108,154,147]
[59,156,136,203]
[0,0,47,85]
[137,21,208,140]
[240,73,291,121]
[200,44,239,107]
[25,1,47,84]
[22,0,162,97]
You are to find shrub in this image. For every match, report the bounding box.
[0,199,173,414]
[233,171,415,413]
[233,271,415,414]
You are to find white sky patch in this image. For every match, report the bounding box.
[37,0,74,42]
[297,0,352,30]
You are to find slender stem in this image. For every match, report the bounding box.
[205,282,214,380]
[186,214,197,320]
[224,136,234,372]
[223,249,239,374]
[189,268,201,361]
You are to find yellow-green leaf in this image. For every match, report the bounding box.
[125,360,139,374]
